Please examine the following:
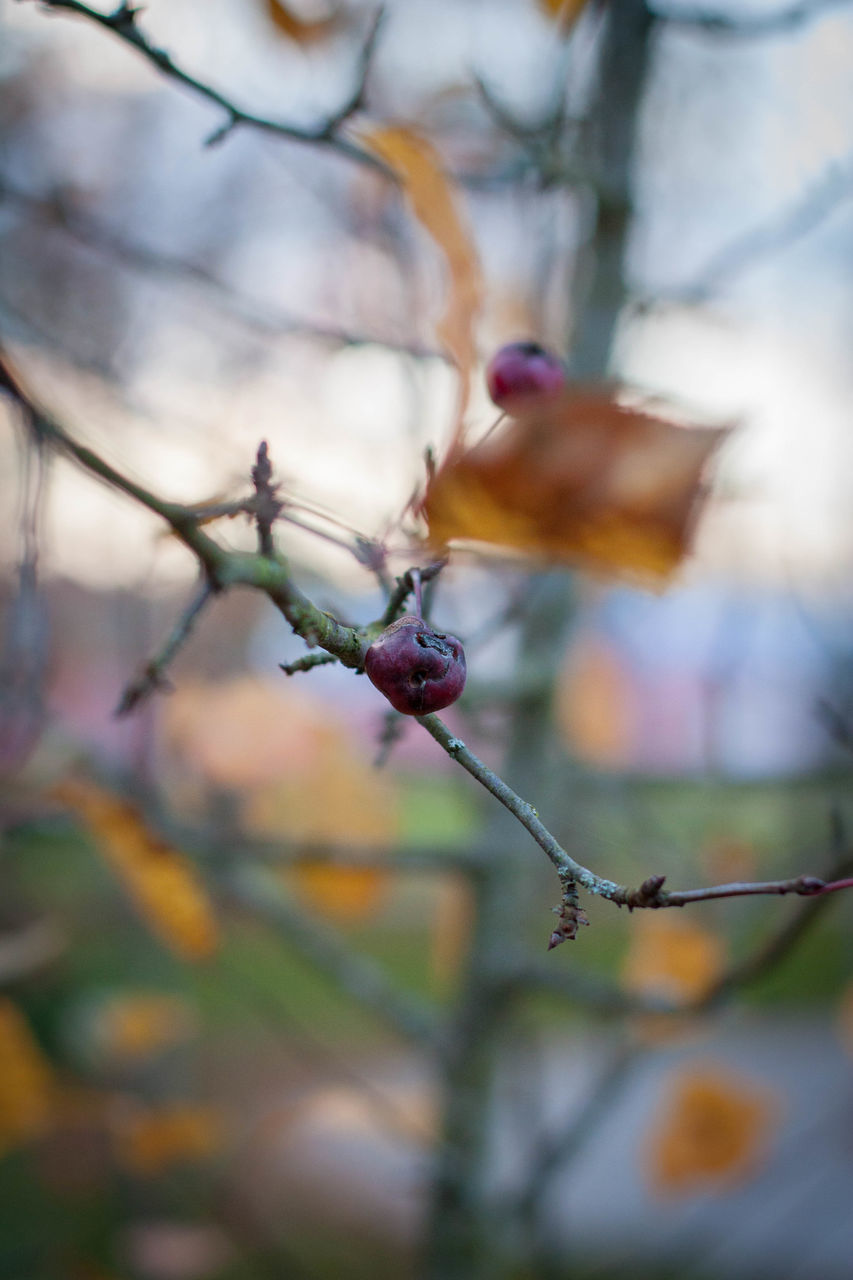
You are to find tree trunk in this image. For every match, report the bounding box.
[422,4,655,1277]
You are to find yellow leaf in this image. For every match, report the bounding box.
[54,779,219,962]
[645,1065,778,1195]
[111,1103,225,1175]
[422,387,728,581]
[361,125,482,436]
[264,0,342,43]
[622,914,726,1006]
[0,997,56,1155]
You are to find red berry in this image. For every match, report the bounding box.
[365,615,466,715]
[485,341,566,410]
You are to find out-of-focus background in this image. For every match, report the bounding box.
[3,1,853,1277]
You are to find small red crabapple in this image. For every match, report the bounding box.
[485,341,567,411]
[365,615,466,715]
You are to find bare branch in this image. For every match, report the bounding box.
[27,0,393,175]
[380,561,448,627]
[636,872,828,907]
[416,712,624,895]
[0,171,443,359]
[415,714,853,915]
[0,349,369,668]
[115,578,216,716]
[319,6,385,137]
[643,149,853,306]
[513,1039,638,1224]
[652,0,853,38]
[4,353,850,927]
[226,865,438,1046]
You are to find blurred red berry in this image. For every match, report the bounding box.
[485,341,566,410]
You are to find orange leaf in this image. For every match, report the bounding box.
[246,733,401,848]
[290,863,389,922]
[362,125,482,436]
[537,0,589,31]
[422,387,728,581]
[54,779,219,962]
[556,637,638,768]
[264,0,342,43]
[645,1065,778,1195]
[622,914,726,1006]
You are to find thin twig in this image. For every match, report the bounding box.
[651,0,853,37]
[0,349,369,668]
[640,147,853,307]
[226,865,438,1046]
[318,6,385,137]
[513,1039,638,1222]
[416,713,852,913]
[279,652,338,676]
[28,0,393,175]
[525,849,853,1014]
[380,561,447,627]
[115,579,216,716]
[0,170,443,359]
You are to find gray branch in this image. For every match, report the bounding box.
[226,865,438,1047]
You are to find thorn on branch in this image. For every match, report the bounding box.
[109,1,142,33]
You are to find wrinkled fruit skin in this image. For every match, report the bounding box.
[365,615,466,715]
[486,341,567,410]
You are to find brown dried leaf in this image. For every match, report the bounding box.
[264,0,343,43]
[422,387,728,581]
[362,125,482,435]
